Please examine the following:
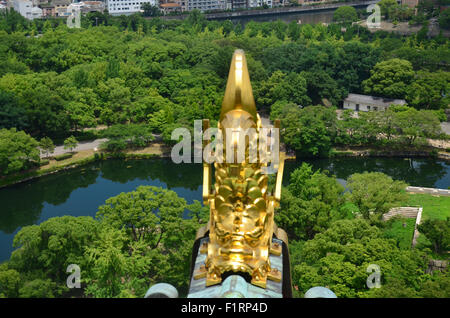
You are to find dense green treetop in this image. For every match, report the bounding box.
[0,128,39,175]
[333,6,358,24]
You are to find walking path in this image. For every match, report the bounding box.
[40,138,107,158]
[406,186,450,197]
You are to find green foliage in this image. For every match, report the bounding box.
[0,10,448,299]
[100,124,154,149]
[141,3,161,17]
[418,218,450,254]
[87,186,204,297]
[402,193,450,221]
[39,137,55,158]
[0,128,39,176]
[383,217,416,250]
[378,0,400,20]
[0,265,20,297]
[291,218,435,298]
[0,89,27,130]
[254,70,310,109]
[333,6,358,24]
[276,106,337,157]
[63,136,78,152]
[39,159,50,166]
[439,8,450,30]
[363,58,415,99]
[101,139,128,153]
[336,107,442,148]
[346,172,408,220]
[53,153,73,161]
[406,71,450,110]
[275,163,345,240]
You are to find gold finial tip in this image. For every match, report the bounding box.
[220,49,257,121]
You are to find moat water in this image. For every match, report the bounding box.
[0,157,449,262]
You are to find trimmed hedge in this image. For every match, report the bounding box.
[39,159,50,166]
[54,153,73,161]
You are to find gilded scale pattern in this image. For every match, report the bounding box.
[195,50,286,289]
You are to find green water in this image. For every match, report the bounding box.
[0,157,449,262]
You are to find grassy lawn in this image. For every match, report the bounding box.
[40,149,95,170]
[402,193,450,221]
[399,193,449,258]
[383,217,416,250]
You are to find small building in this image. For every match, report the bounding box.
[401,0,419,8]
[82,1,105,13]
[160,2,182,14]
[187,0,226,12]
[13,0,42,19]
[343,93,407,112]
[53,0,71,17]
[40,3,56,17]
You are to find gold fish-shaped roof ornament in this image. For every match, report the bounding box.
[193,49,289,291]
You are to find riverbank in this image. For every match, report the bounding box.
[0,143,170,189]
[1,141,450,189]
[331,147,450,161]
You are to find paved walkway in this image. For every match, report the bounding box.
[406,186,450,197]
[40,138,107,158]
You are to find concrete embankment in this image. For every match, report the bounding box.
[406,186,450,197]
[149,1,378,21]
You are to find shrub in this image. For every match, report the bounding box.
[101,139,128,153]
[39,159,50,166]
[54,153,73,161]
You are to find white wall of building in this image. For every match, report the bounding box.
[343,101,388,112]
[248,0,272,8]
[107,0,157,15]
[187,0,226,12]
[13,0,32,18]
[13,0,42,20]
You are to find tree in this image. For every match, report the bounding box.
[0,265,20,298]
[63,136,78,153]
[291,218,429,298]
[378,0,400,20]
[301,70,341,106]
[418,218,450,254]
[100,124,154,148]
[280,106,337,157]
[346,172,407,220]
[18,279,57,298]
[395,108,442,145]
[363,59,415,99]
[94,186,204,296]
[275,163,345,240]
[0,89,27,130]
[254,71,311,109]
[0,128,39,176]
[333,6,358,24]
[406,71,450,110]
[439,8,450,30]
[39,137,55,158]
[141,3,160,17]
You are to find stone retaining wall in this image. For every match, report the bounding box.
[382,207,423,248]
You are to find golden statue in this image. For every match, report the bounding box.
[194,49,287,290]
